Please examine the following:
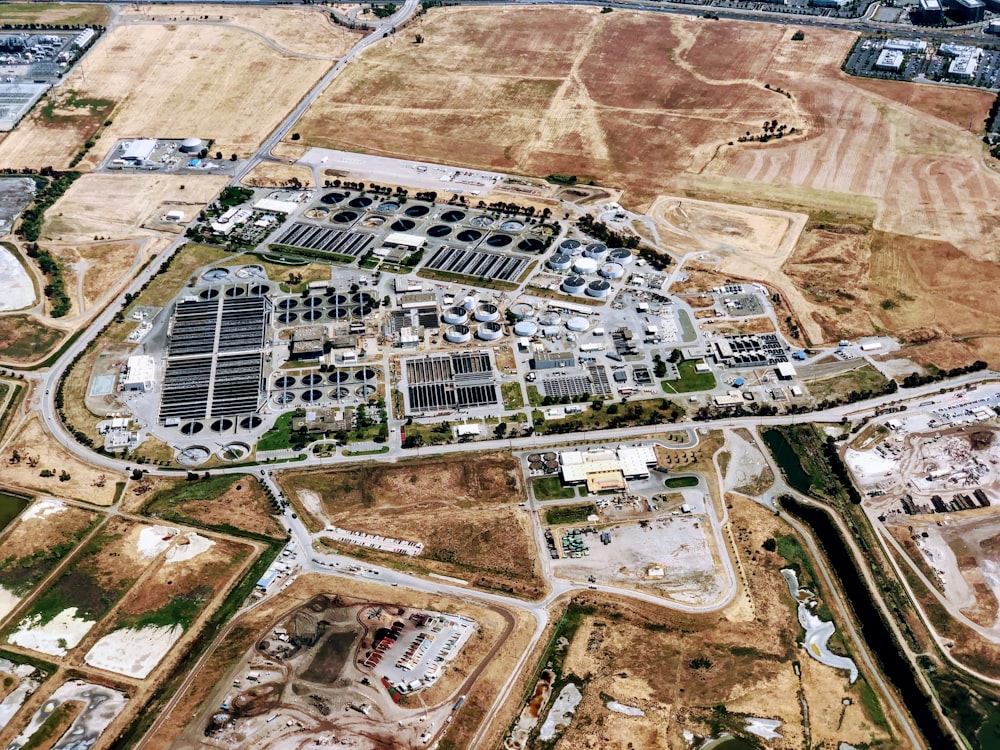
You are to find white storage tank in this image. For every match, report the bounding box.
[513,320,538,337]
[461,295,477,311]
[444,324,472,344]
[547,253,572,272]
[566,316,589,333]
[609,247,633,264]
[442,306,469,325]
[584,242,609,262]
[477,321,503,341]
[562,276,587,294]
[474,303,500,323]
[600,262,625,280]
[586,279,612,299]
[572,257,599,275]
[539,312,562,327]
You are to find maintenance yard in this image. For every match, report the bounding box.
[99,137,236,175]
[189,592,493,750]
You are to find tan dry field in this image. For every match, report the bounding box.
[538,495,894,749]
[0,24,331,170]
[43,174,225,244]
[242,161,316,188]
[0,3,111,25]
[1,416,125,505]
[160,574,537,750]
[119,4,361,58]
[279,452,546,597]
[291,6,1000,364]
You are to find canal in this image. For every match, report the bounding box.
[778,494,956,750]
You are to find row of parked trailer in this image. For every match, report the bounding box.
[363,621,405,669]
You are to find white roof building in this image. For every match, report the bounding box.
[122,355,155,391]
[875,49,904,72]
[253,198,300,214]
[776,362,797,380]
[122,139,156,162]
[384,232,424,249]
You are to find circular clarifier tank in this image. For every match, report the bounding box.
[500,219,525,232]
[427,224,451,238]
[332,210,358,223]
[456,229,482,243]
[225,286,246,298]
[302,372,323,386]
[180,421,203,435]
[441,210,466,223]
[199,288,219,300]
[239,416,262,430]
[599,262,625,280]
[586,279,612,298]
[377,201,400,214]
[302,389,322,403]
[355,367,377,381]
[278,298,298,310]
[561,276,587,294]
[559,238,581,253]
[321,191,347,205]
[518,237,544,252]
[303,309,322,321]
[474,303,500,323]
[328,370,349,383]
[486,234,513,248]
[348,196,373,208]
[327,307,347,319]
[609,247,633,264]
[211,418,234,433]
[547,253,572,272]
[274,376,296,389]
[405,204,431,217]
[390,218,415,232]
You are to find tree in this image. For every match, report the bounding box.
[494,422,508,439]
[291,132,301,141]
[414,33,424,43]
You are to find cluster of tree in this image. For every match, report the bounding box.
[328,11,369,30]
[413,191,437,203]
[635,244,673,270]
[901,360,987,388]
[984,92,1000,159]
[576,214,640,249]
[737,119,794,144]
[16,169,80,242]
[25,243,70,317]
[217,186,253,208]
[763,83,793,98]
[819,434,863,504]
[371,3,398,19]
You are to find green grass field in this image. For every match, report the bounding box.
[533,476,575,501]
[545,503,598,526]
[661,360,716,394]
[664,475,700,489]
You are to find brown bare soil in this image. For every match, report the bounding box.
[0,315,65,366]
[279,453,545,597]
[0,24,331,169]
[534,495,894,749]
[139,475,286,540]
[2,416,124,505]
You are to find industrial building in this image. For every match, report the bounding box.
[884,38,928,52]
[122,355,156,391]
[122,139,157,165]
[558,445,658,494]
[533,350,576,370]
[940,43,984,77]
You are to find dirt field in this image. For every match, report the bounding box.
[1,416,125,505]
[0,24,331,169]
[512,496,895,749]
[138,474,286,540]
[160,574,537,750]
[0,315,65,365]
[279,453,545,597]
[119,4,362,58]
